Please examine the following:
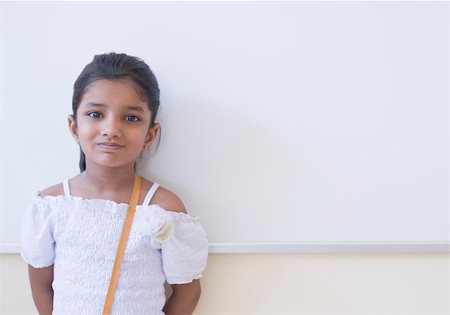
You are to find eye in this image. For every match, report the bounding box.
[124,115,141,122]
[87,112,102,119]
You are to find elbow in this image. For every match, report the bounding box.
[170,279,202,310]
[193,281,202,305]
[182,279,202,305]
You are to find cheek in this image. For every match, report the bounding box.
[75,121,97,141]
[128,127,149,144]
[77,124,94,136]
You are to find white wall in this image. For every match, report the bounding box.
[1,253,449,314]
[0,2,449,314]
[1,2,449,251]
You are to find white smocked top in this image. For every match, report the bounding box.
[20,180,208,315]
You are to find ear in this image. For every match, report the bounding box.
[68,115,79,143]
[144,123,160,149]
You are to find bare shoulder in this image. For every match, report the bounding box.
[39,183,64,197]
[142,179,187,213]
[154,186,187,213]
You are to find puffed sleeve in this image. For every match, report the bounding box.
[160,214,209,284]
[20,194,57,268]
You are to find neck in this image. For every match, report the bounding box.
[80,164,136,193]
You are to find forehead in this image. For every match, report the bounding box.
[79,78,150,111]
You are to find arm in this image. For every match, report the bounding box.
[28,265,54,315]
[163,280,202,315]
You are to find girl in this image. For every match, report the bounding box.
[20,53,209,315]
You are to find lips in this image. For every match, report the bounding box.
[97,142,125,150]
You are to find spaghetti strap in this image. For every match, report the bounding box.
[63,179,71,197]
[142,183,160,206]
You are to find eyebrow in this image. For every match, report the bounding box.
[85,102,145,113]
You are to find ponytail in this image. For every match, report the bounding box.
[79,149,86,172]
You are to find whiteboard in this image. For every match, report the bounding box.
[1,2,448,253]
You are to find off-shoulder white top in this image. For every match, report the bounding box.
[20,180,208,315]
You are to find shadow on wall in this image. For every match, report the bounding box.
[137,97,338,243]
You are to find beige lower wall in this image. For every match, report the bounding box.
[0,253,448,315]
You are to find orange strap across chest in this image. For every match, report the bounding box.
[102,175,141,315]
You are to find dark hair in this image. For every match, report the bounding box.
[72,52,160,172]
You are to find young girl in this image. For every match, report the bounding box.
[20,53,209,315]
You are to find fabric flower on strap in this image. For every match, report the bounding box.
[135,210,174,248]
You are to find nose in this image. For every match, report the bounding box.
[101,117,122,138]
